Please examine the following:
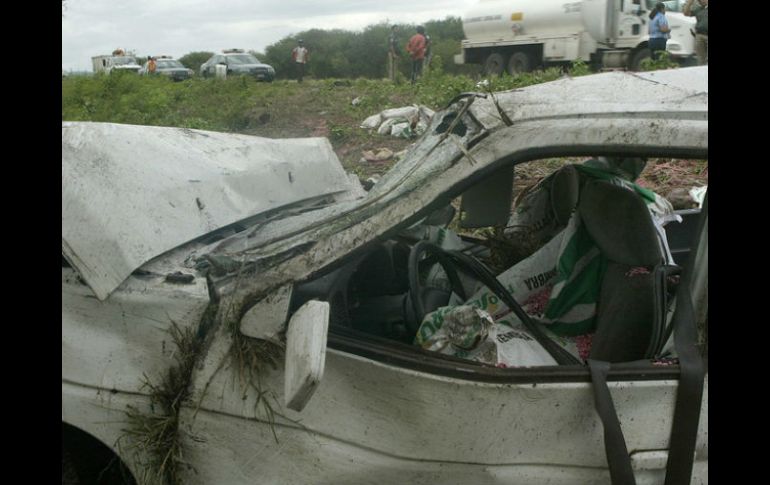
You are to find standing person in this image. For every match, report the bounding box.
[291,39,309,83]
[684,0,708,65]
[406,26,427,84]
[648,2,671,61]
[147,56,157,75]
[387,25,400,81]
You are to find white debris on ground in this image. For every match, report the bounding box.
[360,105,435,138]
[361,148,394,162]
[358,148,409,165]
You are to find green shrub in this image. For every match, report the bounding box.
[639,51,679,71]
[569,59,591,77]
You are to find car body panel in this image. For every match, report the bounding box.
[179,402,705,485]
[62,267,209,394]
[62,121,362,300]
[62,67,708,484]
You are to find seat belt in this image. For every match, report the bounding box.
[663,194,707,484]
[588,359,637,485]
[589,289,704,485]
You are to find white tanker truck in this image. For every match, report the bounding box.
[455,0,696,74]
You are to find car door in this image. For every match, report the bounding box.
[179,106,708,484]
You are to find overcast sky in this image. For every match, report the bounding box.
[62,0,477,72]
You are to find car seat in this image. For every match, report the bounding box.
[578,179,672,362]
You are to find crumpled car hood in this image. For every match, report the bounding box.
[62,122,363,300]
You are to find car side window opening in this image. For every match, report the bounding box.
[295,156,707,369]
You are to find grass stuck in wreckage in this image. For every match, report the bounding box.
[121,284,286,484]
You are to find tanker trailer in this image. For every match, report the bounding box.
[455,0,695,74]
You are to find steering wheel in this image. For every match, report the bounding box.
[406,241,471,334]
[407,241,581,365]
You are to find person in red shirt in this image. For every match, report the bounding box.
[406,26,427,84]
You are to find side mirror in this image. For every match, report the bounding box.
[284,300,329,412]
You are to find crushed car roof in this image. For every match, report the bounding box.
[62,122,363,300]
[468,66,708,130]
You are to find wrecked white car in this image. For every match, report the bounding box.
[62,67,708,485]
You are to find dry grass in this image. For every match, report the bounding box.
[121,320,202,485]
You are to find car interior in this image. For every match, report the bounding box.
[287,157,705,368]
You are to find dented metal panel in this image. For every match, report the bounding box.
[61,267,209,393]
[62,122,360,300]
[469,66,708,131]
[187,344,708,484]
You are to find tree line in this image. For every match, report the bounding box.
[178,17,476,80]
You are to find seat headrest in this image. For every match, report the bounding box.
[578,180,662,266]
[550,165,580,226]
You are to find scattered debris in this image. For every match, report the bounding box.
[361,148,394,163]
[390,122,411,138]
[360,105,435,138]
[361,174,381,191]
[360,113,382,129]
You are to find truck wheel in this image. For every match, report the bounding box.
[483,53,505,76]
[507,52,532,76]
[629,48,650,71]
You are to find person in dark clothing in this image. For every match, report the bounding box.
[684,0,708,65]
[648,2,671,61]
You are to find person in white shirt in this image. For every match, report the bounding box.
[291,39,309,83]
